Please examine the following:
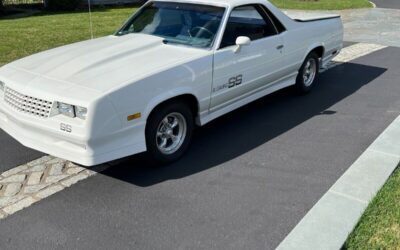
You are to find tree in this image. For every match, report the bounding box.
[0,0,4,14]
[46,0,81,10]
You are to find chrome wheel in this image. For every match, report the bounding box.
[303,58,317,87]
[156,112,187,155]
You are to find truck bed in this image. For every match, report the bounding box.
[284,11,340,22]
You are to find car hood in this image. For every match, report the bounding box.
[0,34,208,94]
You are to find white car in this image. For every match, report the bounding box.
[0,0,343,166]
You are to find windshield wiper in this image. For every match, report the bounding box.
[162,39,190,46]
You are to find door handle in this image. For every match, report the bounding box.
[276,45,284,50]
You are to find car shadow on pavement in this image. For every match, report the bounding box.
[96,62,387,187]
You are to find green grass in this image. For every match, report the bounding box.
[270,0,372,10]
[3,0,43,4]
[345,169,400,249]
[0,7,136,66]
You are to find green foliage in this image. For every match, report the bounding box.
[46,0,82,11]
[0,1,4,13]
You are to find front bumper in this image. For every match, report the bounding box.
[0,101,147,166]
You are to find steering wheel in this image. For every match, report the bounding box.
[188,26,214,39]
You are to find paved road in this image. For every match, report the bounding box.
[1,47,400,249]
[342,8,400,47]
[373,0,400,9]
[287,8,400,48]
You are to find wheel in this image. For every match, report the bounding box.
[145,101,194,164]
[295,52,319,94]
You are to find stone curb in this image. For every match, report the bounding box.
[276,114,400,249]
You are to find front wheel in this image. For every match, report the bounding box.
[295,52,319,94]
[145,101,194,164]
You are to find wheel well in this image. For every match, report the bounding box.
[311,46,324,59]
[148,94,199,120]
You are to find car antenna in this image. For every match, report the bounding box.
[88,0,94,39]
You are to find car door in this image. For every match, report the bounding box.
[210,4,286,111]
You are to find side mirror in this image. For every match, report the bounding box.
[234,36,251,53]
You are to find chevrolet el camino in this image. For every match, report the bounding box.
[0,0,343,166]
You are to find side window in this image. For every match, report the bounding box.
[220,5,278,49]
[259,5,286,33]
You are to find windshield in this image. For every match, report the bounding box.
[117,2,226,48]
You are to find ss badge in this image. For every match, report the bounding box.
[228,75,243,88]
[60,123,72,133]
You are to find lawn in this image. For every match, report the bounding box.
[270,0,372,10]
[0,7,136,66]
[345,169,400,249]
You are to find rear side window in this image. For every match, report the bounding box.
[259,5,286,33]
[220,5,278,49]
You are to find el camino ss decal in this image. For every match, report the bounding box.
[213,75,243,93]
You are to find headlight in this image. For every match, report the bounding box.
[56,102,87,120]
[75,106,88,120]
[0,80,4,91]
[58,102,75,118]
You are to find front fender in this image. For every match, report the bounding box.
[106,54,213,127]
[143,88,200,119]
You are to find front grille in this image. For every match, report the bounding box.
[4,87,53,118]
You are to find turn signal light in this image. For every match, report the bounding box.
[127,113,141,121]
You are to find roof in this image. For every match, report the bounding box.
[154,0,270,8]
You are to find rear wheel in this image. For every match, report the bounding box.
[145,101,194,164]
[295,52,319,94]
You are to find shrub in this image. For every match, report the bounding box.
[46,0,81,11]
[0,1,4,14]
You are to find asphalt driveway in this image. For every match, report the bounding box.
[373,0,400,9]
[1,46,400,249]
[287,8,400,48]
[0,132,43,172]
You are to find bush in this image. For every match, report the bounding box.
[46,0,81,11]
[0,1,4,14]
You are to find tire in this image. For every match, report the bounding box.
[295,52,319,94]
[145,101,194,164]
